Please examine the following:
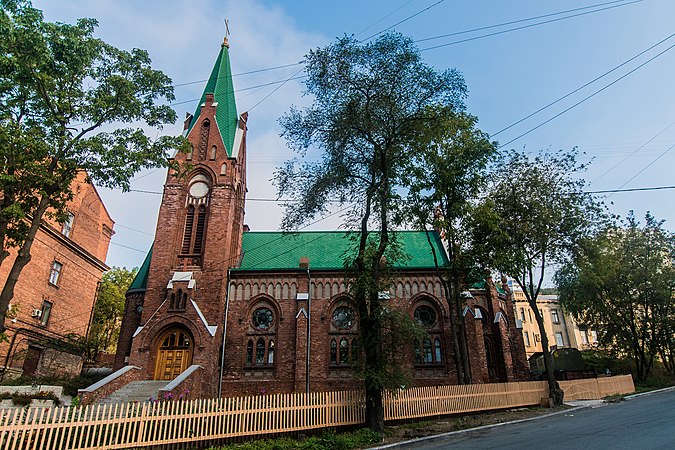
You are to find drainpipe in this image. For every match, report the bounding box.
[306,268,311,394]
[218,269,232,398]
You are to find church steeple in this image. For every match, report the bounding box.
[186,39,240,156]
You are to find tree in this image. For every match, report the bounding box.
[276,33,467,431]
[0,0,187,333]
[86,267,138,362]
[406,111,496,384]
[556,212,675,380]
[472,149,601,405]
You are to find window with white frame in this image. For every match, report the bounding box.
[40,300,52,326]
[555,332,564,347]
[524,331,530,346]
[49,261,63,286]
[551,310,560,324]
[61,212,74,237]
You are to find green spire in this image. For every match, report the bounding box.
[188,39,239,156]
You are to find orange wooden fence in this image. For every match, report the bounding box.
[0,375,634,450]
[559,375,635,401]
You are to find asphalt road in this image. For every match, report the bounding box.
[401,389,675,450]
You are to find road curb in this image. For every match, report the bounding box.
[371,405,588,449]
[624,385,675,400]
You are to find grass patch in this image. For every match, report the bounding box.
[209,428,382,450]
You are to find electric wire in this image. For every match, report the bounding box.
[361,0,446,42]
[419,0,643,52]
[604,143,675,199]
[497,42,675,149]
[415,0,638,44]
[590,119,675,185]
[492,32,675,137]
[354,0,416,37]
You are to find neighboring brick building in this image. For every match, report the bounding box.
[0,172,114,379]
[115,38,529,398]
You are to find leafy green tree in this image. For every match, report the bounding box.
[556,212,675,380]
[472,149,601,405]
[406,111,496,383]
[276,33,467,431]
[86,267,138,362]
[0,0,187,333]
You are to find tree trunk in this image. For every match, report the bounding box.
[531,302,564,405]
[440,277,464,384]
[451,271,471,384]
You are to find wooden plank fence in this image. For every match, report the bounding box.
[559,375,635,401]
[383,381,547,420]
[0,375,634,450]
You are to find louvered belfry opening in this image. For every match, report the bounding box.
[182,205,195,254]
[193,205,206,254]
[180,174,211,264]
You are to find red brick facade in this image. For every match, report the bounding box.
[0,172,113,379]
[116,41,529,399]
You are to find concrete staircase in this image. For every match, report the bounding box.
[97,380,168,405]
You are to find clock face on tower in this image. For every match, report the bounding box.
[189,181,209,198]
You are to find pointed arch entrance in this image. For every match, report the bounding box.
[153,327,193,380]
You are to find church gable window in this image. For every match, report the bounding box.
[328,301,358,371]
[244,300,277,372]
[412,299,444,366]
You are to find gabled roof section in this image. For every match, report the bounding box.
[128,246,152,292]
[235,231,449,271]
[188,41,239,156]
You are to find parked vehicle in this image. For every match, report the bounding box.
[529,348,597,380]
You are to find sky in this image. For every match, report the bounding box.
[33,0,675,272]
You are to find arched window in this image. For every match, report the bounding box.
[413,300,444,366]
[330,339,337,365]
[244,302,277,369]
[329,302,358,368]
[246,340,253,365]
[210,145,217,160]
[256,338,265,364]
[340,338,349,364]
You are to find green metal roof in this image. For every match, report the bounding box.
[235,231,449,271]
[128,246,152,291]
[187,43,239,156]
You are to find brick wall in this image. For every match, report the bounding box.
[0,175,112,378]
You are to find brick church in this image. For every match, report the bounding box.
[114,38,529,398]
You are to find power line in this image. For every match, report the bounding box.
[172,61,304,88]
[590,119,675,185]
[361,0,446,42]
[247,68,306,112]
[354,0,416,37]
[497,42,675,149]
[586,184,675,194]
[419,0,643,52]
[110,241,148,253]
[605,144,675,199]
[492,32,674,137]
[114,223,154,237]
[416,0,638,44]
[170,75,307,107]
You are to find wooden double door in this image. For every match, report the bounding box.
[153,328,193,380]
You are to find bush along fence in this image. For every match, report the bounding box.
[0,375,634,450]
